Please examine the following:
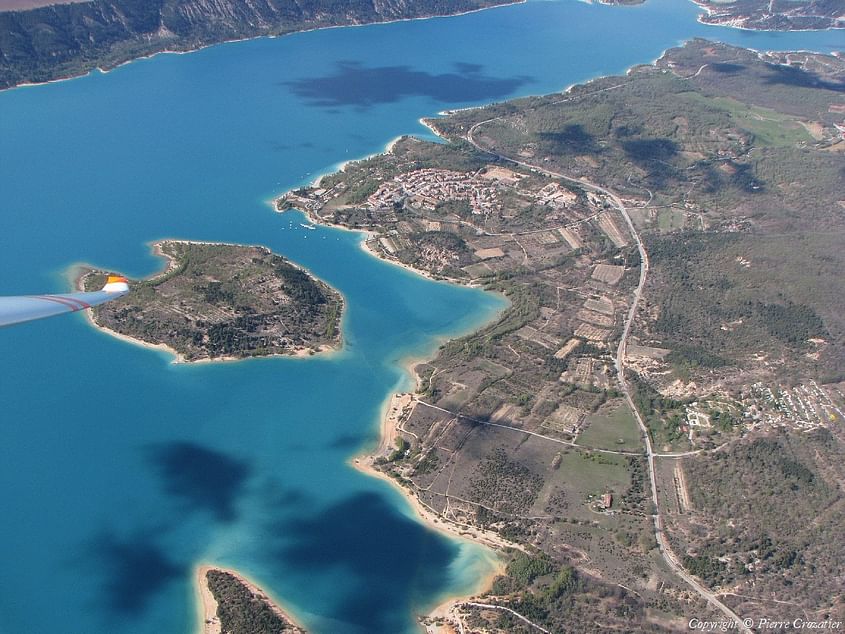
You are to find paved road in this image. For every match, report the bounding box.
[463,602,551,633]
[416,399,643,456]
[461,111,753,633]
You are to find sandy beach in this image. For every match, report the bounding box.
[346,327,520,630]
[351,380,520,556]
[194,564,306,634]
[359,237,441,283]
[350,456,511,630]
[195,565,223,634]
[351,456,515,552]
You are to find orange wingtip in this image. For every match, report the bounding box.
[107,275,128,284]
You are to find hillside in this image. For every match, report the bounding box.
[283,40,845,631]
[0,0,516,89]
[692,0,844,31]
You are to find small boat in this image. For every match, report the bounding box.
[300,223,316,230]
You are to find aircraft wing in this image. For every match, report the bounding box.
[0,276,129,328]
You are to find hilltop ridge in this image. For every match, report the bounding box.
[0,0,518,89]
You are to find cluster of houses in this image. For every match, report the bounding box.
[744,381,842,431]
[366,167,580,217]
[367,168,501,215]
[682,380,842,442]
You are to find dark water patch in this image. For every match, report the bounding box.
[285,61,532,107]
[454,62,483,74]
[326,433,364,449]
[258,481,311,510]
[273,488,310,507]
[90,531,183,616]
[146,442,250,522]
[271,492,455,631]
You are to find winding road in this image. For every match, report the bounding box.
[458,108,753,633]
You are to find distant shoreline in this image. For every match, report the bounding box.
[687,0,844,33]
[5,0,838,96]
[2,1,526,93]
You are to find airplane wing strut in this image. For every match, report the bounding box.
[0,276,129,328]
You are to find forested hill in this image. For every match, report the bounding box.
[0,0,516,89]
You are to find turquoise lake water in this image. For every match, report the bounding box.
[0,1,839,632]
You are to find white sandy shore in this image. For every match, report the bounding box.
[349,359,520,629]
[352,359,518,554]
[75,239,342,365]
[298,134,406,191]
[359,237,441,283]
[350,454,511,629]
[350,456,516,554]
[194,564,306,634]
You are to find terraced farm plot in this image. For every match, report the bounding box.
[576,308,614,327]
[558,227,583,249]
[474,247,506,259]
[574,323,613,341]
[597,212,629,247]
[591,264,625,285]
[535,230,562,245]
[584,297,614,315]
[541,403,585,434]
[516,325,560,349]
[626,344,670,360]
[554,338,581,360]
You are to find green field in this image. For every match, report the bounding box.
[576,403,643,451]
[657,208,687,232]
[550,449,630,499]
[680,93,813,148]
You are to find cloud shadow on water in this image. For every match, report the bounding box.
[89,531,183,617]
[285,61,533,108]
[269,492,457,632]
[326,432,364,450]
[146,441,251,522]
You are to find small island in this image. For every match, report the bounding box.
[198,566,306,634]
[79,240,342,363]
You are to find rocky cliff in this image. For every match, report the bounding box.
[0,0,517,89]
